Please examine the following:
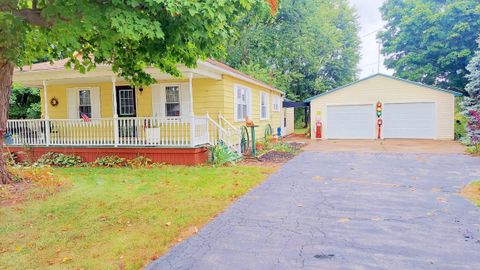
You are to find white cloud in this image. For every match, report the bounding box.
[349,0,393,78]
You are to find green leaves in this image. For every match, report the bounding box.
[224,0,360,100]
[379,0,480,94]
[2,0,259,86]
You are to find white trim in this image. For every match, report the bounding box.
[272,95,281,112]
[199,61,284,95]
[67,86,101,119]
[234,84,252,122]
[42,80,49,119]
[112,77,118,117]
[154,83,184,118]
[259,91,269,120]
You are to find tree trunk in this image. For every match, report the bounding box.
[0,56,14,185]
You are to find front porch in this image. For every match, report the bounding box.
[6,115,240,165]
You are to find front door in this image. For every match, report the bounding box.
[116,86,137,137]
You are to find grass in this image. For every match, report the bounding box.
[294,127,307,135]
[461,181,480,207]
[0,165,275,269]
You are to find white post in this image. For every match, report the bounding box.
[206,112,211,144]
[188,73,196,146]
[43,80,50,146]
[190,115,196,146]
[112,76,119,147]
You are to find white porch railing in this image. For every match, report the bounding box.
[6,116,213,147]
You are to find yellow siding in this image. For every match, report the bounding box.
[40,81,131,119]
[192,78,226,116]
[221,75,283,139]
[309,75,455,140]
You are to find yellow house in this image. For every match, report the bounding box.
[8,59,285,164]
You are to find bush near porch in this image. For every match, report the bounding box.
[0,165,275,269]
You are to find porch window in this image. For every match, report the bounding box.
[118,88,136,116]
[260,91,269,120]
[165,86,180,117]
[235,85,251,121]
[78,90,92,118]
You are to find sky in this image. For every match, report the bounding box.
[348,0,393,78]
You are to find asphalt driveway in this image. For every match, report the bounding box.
[147,150,480,269]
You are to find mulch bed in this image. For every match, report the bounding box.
[258,151,296,162]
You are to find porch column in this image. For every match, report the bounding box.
[112,76,119,147]
[188,73,195,146]
[43,80,50,146]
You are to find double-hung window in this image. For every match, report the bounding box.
[260,91,269,120]
[78,90,92,118]
[165,86,181,117]
[235,85,251,121]
[272,95,281,112]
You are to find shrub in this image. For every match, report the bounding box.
[464,109,480,155]
[8,166,60,186]
[36,152,82,167]
[93,155,126,167]
[211,142,242,166]
[2,152,17,166]
[127,156,153,168]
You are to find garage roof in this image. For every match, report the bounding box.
[304,73,463,102]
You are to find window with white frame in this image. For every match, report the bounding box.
[78,90,92,118]
[272,95,281,111]
[260,91,269,120]
[235,85,251,121]
[165,86,180,116]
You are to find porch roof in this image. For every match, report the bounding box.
[14,59,284,95]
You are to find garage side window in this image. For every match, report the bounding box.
[234,85,251,121]
[260,91,269,120]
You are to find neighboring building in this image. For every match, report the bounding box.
[283,107,294,136]
[306,74,461,140]
[8,59,284,164]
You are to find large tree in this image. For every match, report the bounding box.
[8,86,41,119]
[461,36,480,147]
[0,0,273,183]
[224,0,360,100]
[379,0,480,95]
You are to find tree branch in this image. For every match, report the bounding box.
[14,9,52,27]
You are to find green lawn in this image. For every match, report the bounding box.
[0,165,275,269]
[294,127,307,135]
[462,181,480,207]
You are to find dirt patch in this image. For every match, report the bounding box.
[304,139,467,154]
[0,182,32,207]
[460,181,480,206]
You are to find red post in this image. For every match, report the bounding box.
[377,119,383,139]
[316,121,322,139]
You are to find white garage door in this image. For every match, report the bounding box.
[326,104,375,139]
[383,102,436,139]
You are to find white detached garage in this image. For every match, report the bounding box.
[306,74,461,140]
